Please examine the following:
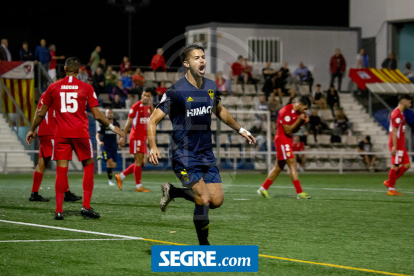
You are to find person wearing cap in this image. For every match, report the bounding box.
[77,66,89,83]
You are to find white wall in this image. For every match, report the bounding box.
[215,26,359,90]
[350,0,414,68]
[186,28,212,73]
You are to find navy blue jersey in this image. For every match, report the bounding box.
[156,77,220,169]
[98,120,120,149]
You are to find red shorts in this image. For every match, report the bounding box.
[129,139,147,154]
[391,148,410,166]
[38,136,54,159]
[53,137,94,161]
[274,135,294,161]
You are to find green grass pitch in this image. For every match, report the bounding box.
[0,172,413,276]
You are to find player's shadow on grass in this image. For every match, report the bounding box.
[63,210,83,217]
[92,202,177,209]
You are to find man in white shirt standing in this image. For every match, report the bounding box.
[1,39,12,61]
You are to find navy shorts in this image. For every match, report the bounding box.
[174,165,222,186]
[102,146,118,162]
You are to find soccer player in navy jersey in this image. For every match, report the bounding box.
[147,44,256,245]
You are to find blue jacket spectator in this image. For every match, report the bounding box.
[34,39,51,65]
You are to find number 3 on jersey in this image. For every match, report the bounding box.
[60,92,78,113]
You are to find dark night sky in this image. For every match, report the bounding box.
[1,0,349,68]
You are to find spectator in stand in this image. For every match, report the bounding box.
[275,70,295,105]
[312,84,327,109]
[357,135,377,172]
[403,62,414,83]
[327,84,340,117]
[333,108,352,138]
[121,72,133,93]
[151,48,167,72]
[98,58,107,72]
[125,93,137,110]
[132,68,145,94]
[90,46,101,74]
[120,56,131,75]
[111,94,123,109]
[111,80,128,102]
[230,55,248,84]
[268,92,281,119]
[93,67,105,96]
[330,48,346,91]
[215,71,228,94]
[105,66,118,93]
[0,39,11,61]
[87,77,93,86]
[280,61,291,82]
[309,108,328,143]
[20,41,33,61]
[356,48,369,69]
[381,52,397,70]
[35,39,51,69]
[292,135,306,173]
[77,66,89,83]
[293,62,313,93]
[262,62,277,99]
[156,80,168,102]
[48,44,65,81]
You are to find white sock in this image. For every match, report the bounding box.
[120,173,126,180]
[136,184,142,189]
[259,187,266,191]
[388,187,395,191]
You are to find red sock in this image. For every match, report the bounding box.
[123,164,135,176]
[134,165,142,184]
[388,169,397,188]
[396,166,408,180]
[31,171,43,192]
[55,166,68,213]
[292,180,303,194]
[262,178,274,190]
[82,163,95,209]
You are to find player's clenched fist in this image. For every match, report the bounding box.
[26,130,36,145]
[149,148,161,165]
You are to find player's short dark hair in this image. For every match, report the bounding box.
[398,94,412,102]
[237,55,243,60]
[143,87,153,94]
[64,57,81,73]
[299,96,311,108]
[366,135,371,143]
[179,44,204,63]
[316,84,321,87]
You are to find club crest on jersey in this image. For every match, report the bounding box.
[187,96,194,102]
[187,106,213,117]
[208,89,214,99]
[287,152,291,157]
[181,169,189,182]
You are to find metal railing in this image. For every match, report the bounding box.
[0,149,410,175]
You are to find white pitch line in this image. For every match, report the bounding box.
[0,220,143,240]
[0,238,129,243]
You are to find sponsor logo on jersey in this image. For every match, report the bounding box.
[187,96,194,102]
[181,169,189,182]
[187,106,213,117]
[208,89,214,99]
[140,117,149,124]
[61,85,78,89]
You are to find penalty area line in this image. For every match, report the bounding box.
[0,219,410,276]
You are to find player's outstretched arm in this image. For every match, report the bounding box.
[147,108,166,165]
[26,104,49,145]
[90,107,124,138]
[213,103,256,145]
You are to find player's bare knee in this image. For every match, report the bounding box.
[210,197,223,209]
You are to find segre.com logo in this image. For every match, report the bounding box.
[151,245,258,272]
